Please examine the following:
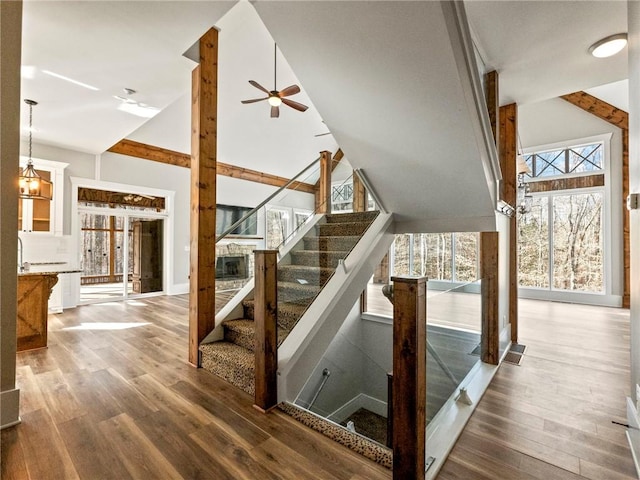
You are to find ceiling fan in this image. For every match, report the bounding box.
[241,44,308,118]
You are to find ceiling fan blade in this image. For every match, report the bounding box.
[249,80,270,94]
[279,84,301,98]
[282,98,308,112]
[241,97,268,104]
[271,105,280,118]
[315,132,331,137]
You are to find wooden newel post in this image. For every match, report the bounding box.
[317,151,332,214]
[480,232,499,365]
[391,276,427,480]
[254,250,278,412]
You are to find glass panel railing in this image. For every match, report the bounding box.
[214,157,322,315]
[293,320,392,448]
[425,278,482,423]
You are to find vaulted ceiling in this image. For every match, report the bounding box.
[19,0,630,230]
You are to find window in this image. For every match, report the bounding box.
[266,207,290,249]
[390,233,477,282]
[524,142,603,178]
[331,182,354,212]
[519,138,607,295]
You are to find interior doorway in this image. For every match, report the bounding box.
[79,212,164,303]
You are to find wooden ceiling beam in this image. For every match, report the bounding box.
[561,90,630,308]
[107,138,315,194]
[560,91,628,129]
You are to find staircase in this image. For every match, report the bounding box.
[200,211,379,395]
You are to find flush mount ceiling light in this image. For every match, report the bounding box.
[19,99,53,201]
[589,33,628,58]
[114,88,160,119]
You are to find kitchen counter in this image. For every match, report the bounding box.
[16,269,80,352]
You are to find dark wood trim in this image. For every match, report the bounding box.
[560,91,628,129]
[107,139,315,195]
[386,373,393,449]
[391,276,426,480]
[499,103,518,342]
[560,91,629,308]
[189,28,218,366]
[352,170,367,213]
[78,187,166,210]
[480,232,500,365]
[316,151,332,214]
[253,250,278,412]
[485,70,499,153]
[528,174,605,193]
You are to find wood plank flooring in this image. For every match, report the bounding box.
[1,295,635,479]
[438,298,636,480]
[1,295,389,480]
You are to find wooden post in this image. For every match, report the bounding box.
[391,276,426,480]
[485,70,499,155]
[317,151,332,214]
[254,250,278,412]
[189,28,218,366]
[480,232,499,365]
[499,103,518,343]
[353,170,367,213]
[386,373,393,449]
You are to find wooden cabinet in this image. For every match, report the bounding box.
[17,273,58,351]
[132,220,163,293]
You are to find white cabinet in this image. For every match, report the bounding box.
[18,157,67,235]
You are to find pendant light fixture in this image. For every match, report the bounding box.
[18,99,52,200]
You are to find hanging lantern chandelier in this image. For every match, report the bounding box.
[18,99,52,201]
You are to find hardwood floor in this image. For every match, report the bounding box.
[438,298,636,480]
[1,295,389,480]
[1,295,635,479]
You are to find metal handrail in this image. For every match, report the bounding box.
[216,156,321,244]
[353,168,387,214]
[308,368,331,409]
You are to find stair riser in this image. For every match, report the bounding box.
[278,268,333,286]
[224,328,254,352]
[325,211,379,224]
[318,222,370,237]
[290,251,345,268]
[200,355,254,396]
[303,237,359,252]
[243,301,307,330]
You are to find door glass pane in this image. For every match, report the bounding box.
[454,233,478,282]
[552,193,603,292]
[519,196,549,288]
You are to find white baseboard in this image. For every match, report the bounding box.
[168,282,189,295]
[0,388,20,430]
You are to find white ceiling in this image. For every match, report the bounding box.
[466,0,628,106]
[20,0,631,226]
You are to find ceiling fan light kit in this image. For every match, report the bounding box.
[241,44,308,118]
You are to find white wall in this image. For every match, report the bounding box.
[22,143,315,295]
[519,97,624,303]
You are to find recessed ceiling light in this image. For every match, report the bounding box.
[42,69,100,91]
[589,33,628,58]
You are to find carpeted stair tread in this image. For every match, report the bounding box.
[223,319,257,351]
[223,318,291,351]
[290,250,349,268]
[199,341,254,395]
[318,221,373,237]
[278,264,335,286]
[303,235,360,252]
[325,211,379,224]
[243,300,308,331]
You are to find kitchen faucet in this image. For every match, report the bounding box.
[18,236,24,272]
